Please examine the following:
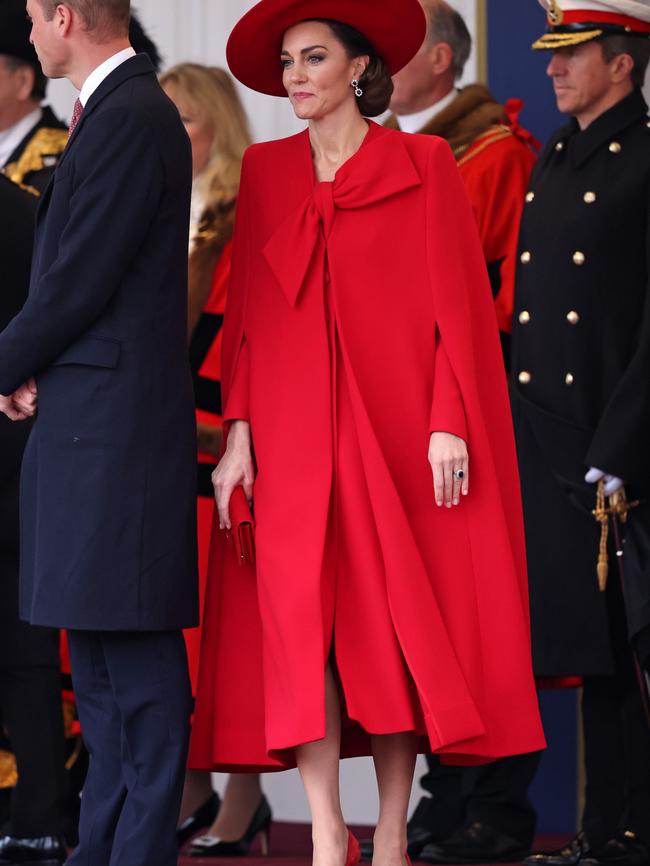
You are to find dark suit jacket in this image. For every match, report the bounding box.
[0,55,198,631]
[0,174,35,548]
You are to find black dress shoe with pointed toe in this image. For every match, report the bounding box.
[188,794,272,858]
[177,791,221,847]
[0,834,66,864]
[524,832,594,866]
[420,822,529,864]
[583,831,650,866]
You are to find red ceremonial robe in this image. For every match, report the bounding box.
[189,121,545,771]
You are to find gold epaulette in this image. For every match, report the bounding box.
[456,125,514,168]
[0,170,39,197]
[4,126,68,186]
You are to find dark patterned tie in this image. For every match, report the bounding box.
[68,98,84,138]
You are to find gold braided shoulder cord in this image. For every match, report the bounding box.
[593,481,641,592]
[4,127,68,186]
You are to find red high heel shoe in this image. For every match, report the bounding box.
[346,830,361,866]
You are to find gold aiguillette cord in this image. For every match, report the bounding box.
[592,480,640,592]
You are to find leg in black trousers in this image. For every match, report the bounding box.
[582,575,650,850]
[0,664,69,838]
[463,753,541,847]
[416,757,465,841]
[66,630,191,866]
[418,753,540,847]
[0,545,69,842]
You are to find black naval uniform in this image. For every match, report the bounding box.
[0,175,69,847]
[2,106,68,195]
[511,87,650,850]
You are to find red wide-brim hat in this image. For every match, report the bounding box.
[226,0,427,97]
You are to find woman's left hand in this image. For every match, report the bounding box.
[428,431,469,508]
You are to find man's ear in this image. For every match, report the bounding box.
[55,3,74,37]
[428,41,454,77]
[15,65,37,103]
[608,51,634,85]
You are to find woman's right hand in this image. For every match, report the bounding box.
[212,420,255,530]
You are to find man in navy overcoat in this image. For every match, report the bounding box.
[0,2,198,864]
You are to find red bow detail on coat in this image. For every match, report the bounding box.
[504,98,541,153]
[263,128,423,307]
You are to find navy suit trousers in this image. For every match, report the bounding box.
[66,630,191,866]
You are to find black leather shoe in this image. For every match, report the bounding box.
[188,794,272,857]
[524,831,593,866]
[0,834,66,864]
[583,831,650,866]
[420,822,529,864]
[177,791,221,847]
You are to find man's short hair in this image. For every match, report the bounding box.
[600,34,650,89]
[423,0,472,80]
[2,55,47,101]
[38,0,130,39]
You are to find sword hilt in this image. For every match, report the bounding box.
[592,481,641,592]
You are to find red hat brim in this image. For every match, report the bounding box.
[226,0,427,97]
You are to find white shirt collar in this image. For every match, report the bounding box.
[79,46,136,107]
[395,88,459,135]
[0,107,43,167]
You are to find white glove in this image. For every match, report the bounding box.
[585,467,624,496]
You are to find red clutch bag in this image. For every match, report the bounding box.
[227,486,255,566]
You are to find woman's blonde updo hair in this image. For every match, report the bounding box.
[159,63,252,213]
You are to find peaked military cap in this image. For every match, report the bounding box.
[533,0,650,48]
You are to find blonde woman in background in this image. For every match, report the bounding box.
[161,64,271,858]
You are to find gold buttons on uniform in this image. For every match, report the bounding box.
[555,141,565,152]
[526,192,535,203]
[519,310,531,324]
[567,310,580,325]
[609,141,622,153]
[583,191,596,204]
[520,251,532,264]
[518,371,532,385]
[565,373,575,386]
[573,251,586,266]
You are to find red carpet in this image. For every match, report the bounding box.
[179,823,570,865]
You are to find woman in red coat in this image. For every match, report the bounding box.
[190,2,545,865]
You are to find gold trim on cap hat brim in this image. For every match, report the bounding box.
[532,28,603,49]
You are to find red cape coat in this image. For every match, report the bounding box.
[189,121,545,771]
